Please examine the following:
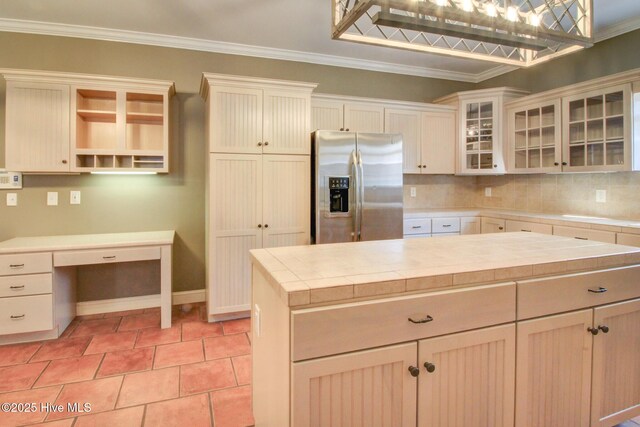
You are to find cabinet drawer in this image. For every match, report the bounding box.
[0,274,52,298]
[517,265,640,319]
[432,217,460,233]
[553,225,616,243]
[403,218,431,235]
[292,282,516,361]
[54,246,160,267]
[617,233,640,247]
[0,253,52,276]
[505,220,552,235]
[0,294,53,335]
[404,234,431,239]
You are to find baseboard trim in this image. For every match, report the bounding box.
[76,294,161,316]
[75,289,206,316]
[173,289,206,305]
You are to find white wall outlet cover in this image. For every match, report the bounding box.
[485,187,492,197]
[47,191,58,206]
[596,189,607,203]
[70,190,81,205]
[410,187,416,198]
[6,193,17,206]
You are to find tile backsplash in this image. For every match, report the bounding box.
[404,172,640,220]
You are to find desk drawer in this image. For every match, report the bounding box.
[0,253,52,276]
[292,282,515,361]
[432,217,460,233]
[517,265,640,320]
[403,218,431,235]
[0,294,53,335]
[54,246,160,267]
[0,274,52,298]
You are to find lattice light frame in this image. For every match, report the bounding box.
[332,0,593,67]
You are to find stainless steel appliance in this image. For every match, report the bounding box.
[311,130,403,244]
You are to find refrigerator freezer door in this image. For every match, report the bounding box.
[313,130,357,244]
[356,133,403,241]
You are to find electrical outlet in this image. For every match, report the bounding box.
[596,189,607,203]
[47,192,58,206]
[410,187,416,198]
[6,193,17,206]
[70,191,81,205]
[485,187,492,197]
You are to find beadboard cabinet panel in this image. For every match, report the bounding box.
[209,86,263,154]
[263,90,310,155]
[421,111,456,174]
[385,108,421,174]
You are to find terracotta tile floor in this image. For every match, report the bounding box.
[0,303,254,427]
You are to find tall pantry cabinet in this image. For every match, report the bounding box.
[200,74,317,321]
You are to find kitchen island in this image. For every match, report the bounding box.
[250,232,640,427]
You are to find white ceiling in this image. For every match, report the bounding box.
[0,0,639,82]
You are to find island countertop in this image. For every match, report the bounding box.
[250,232,640,308]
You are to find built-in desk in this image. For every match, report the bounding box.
[0,231,174,344]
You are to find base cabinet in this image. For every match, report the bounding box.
[418,324,515,427]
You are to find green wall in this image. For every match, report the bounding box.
[0,32,474,299]
[478,29,640,92]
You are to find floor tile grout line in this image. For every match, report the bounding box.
[27,359,51,391]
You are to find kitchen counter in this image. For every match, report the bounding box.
[250,232,640,308]
[403,207,640,234]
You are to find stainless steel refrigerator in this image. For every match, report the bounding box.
[311,130,403,244]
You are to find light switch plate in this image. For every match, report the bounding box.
[596,189,607,203]
[6,193,17,206]
[410,187,416,198]
[485,187,492,197]
[70,191,81,205]
[47,192,58,206]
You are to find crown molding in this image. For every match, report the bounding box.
[0,18,482,83]
[594,16,640,42]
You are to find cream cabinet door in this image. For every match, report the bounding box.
[5,82,70,172]
[460,217,481,235]
[208,154,263,315]
[481,217,505,233]
[418,324,515,427]
[344,103,384,133]
[385,108,422,174]
[263,90,310,155]
[591,299,640,427]
[311,99,344,131]
[292,342,417,427]
[209,86,263,153]
[262,155,310,248]
[422,111,456,174]
[516,310,593,427]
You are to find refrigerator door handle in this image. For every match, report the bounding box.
[357,149,364,241]
[351,150,359,242]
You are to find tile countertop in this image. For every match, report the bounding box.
[403,208,640,234]
[251,232,640,309]
[0,231,176,254]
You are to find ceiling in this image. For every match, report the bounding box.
[0,0,639,82]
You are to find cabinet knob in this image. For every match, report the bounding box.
[264,224,269,228]
[62,160,68,164]
[257,142,263,147]
[408,366,420,377]
[418,165,422,168]
[588,327,599,335]
[598,325,610,333]
[264,141,269,146]
[493,164,498,168]
[258,224,262,228]
[340,128,344,131]
[345,128,350,132]
[424,362,436,373]
[554,162,559,166]
[562,162,567,166]
[422,165,426,168]
[498,226,504,230]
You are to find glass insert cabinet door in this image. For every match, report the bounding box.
[562,85,631,171]
[464,100,495,171]
[509,100,561,173]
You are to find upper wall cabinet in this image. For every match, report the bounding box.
[203,74,316,155]
[311,96,384,133]
[384,107,456,174]
[436,88,528,175]
[2,70,175,173]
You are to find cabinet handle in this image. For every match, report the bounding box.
[498,226,504,230]
[575,236,588,240]
[345,128,350,132]
[442,224,451,228]
[562,162,567,166]
[340,128,344,131]
[424,362,436,373]
[588,327,599,335]
[103,256,116,260]
[408,366,420,377]
[597,325,610,333]
[521,229,531,232]
[554,162,559,166]
[408,314,433,324]
[10,314,25,320]
[9,285,25,290]
[62,160,68,164]
[258,224,262,228]
[588,287,607,294]
[411,226,422,229]
[422,165,426,168]
[418,165,422,168]
[257,142,263,146]
[9,264,24,269]
[264,141,269,146]
[264,224,269,228]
